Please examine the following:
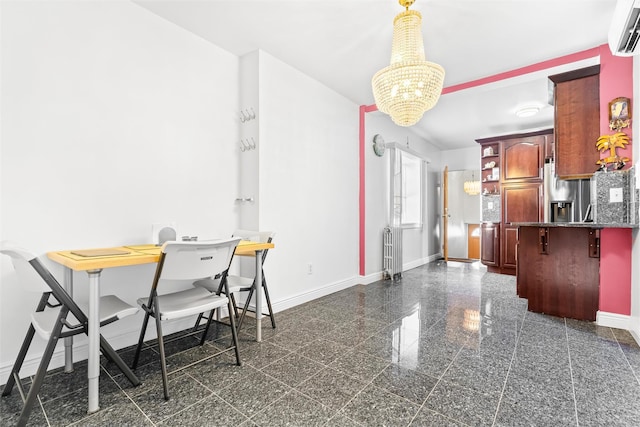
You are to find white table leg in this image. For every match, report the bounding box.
[87,269,102,413]
[255,250,263,342]
[63,267,74,373]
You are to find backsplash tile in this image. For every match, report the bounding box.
[590,166,638,224]
[482,195,501,222]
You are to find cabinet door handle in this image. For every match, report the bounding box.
[589,229,600,258]
[538,227,549,255]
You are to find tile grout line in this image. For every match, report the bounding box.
[106,364,157,427]
[406,341,468,427]
[564,317,580,427]
[490,306,528,427]
[37,392,52,427]
[612,329,640,386]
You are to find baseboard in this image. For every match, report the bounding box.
[270,277,361,313]
[404,257,429,271]
[427,254,441,263]
[596,310,631,330]
[630,325,640,346]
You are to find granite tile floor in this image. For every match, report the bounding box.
[3,260,640,426]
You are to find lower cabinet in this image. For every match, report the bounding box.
[502,226,518,270]
[517,226,599,321]
[501,182,544,274]
[481,222,500,267]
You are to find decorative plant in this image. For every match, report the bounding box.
[595,132,630,170]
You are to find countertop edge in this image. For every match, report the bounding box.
[510,222,638,229]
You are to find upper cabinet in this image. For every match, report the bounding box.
[501,133,547,182]
[549,65,600,180]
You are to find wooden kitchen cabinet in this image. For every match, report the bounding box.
[481,222,500,266]
[517,226,600,321]
[549,65,600,180]
[501,182,544,272]
[501,134,546,182]
[477,130,549,275]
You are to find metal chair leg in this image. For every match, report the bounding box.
[229,293,240,318]
[2,325,36,397]
[4,292,51,397]
[154,313,170,401]
[237,274,276,331]
[192,312,204,332]
[200,307,216,346]
[262,276,277,329]
[132,311,151,369]
[236,285,255,330]
[226,299,242,366]
[99,336,140,386]
[17,309,67,427]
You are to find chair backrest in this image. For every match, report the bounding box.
[232,230,274,264]
[232,230,274,244]
[0,241,89,323]
[0,241,49,293]
[157,237,241,282]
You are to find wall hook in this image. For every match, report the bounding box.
[249,137,256,149]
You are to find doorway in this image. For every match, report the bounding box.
[444,168,481,261]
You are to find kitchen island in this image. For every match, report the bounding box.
[514,222,635,321]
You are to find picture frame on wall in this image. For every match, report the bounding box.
[608,96,631,132]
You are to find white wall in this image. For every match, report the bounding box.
[0,1,240,382]
[441,146,482,171]
[256,51,361,307]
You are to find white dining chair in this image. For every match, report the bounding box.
[192,230,276,331]
[131,237,242,400]
[0,241,140,427]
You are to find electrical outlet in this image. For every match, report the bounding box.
[307,263,313,275]
[610,188,623,203]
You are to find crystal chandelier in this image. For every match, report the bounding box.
[463,179,481,196]
[463,171,481,195]
[372,0,445,127]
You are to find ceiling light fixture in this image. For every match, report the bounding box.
[515,106,540,118]
[463,171,481,196]
[372,0,445,127]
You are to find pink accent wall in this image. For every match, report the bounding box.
[599,228,632,315]
[598,44,634,165]
[359,104,377,276]
[597,44,634,316]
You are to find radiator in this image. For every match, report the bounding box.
[383,226,402,281]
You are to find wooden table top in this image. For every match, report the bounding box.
[47,240,274,271]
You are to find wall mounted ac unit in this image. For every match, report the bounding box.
[609,0,640,56]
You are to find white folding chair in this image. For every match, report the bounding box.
[193,230,276,331]
[0,242,140,427]
[131,237,242,400]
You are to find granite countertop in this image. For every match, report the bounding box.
[511,222,638,229]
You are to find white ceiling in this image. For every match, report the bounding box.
[134,0,618,150]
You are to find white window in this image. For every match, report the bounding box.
[400,151,422,228]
